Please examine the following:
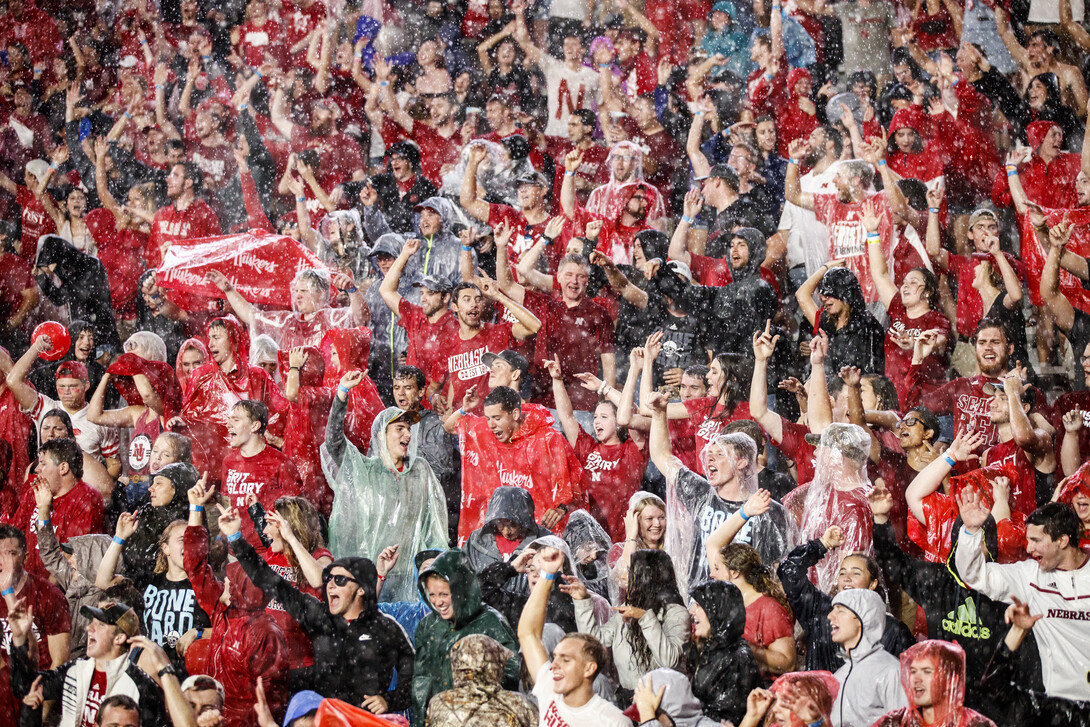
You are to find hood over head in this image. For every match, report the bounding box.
[387,140,422,171]
[208,315,250,372]
[277,345,325,387]
[831,588,886,657]
[414,196,455,234]
[769,671,839,726]
[481,487,541,534]
[729,227,766,279]
[369,232,405,261]
[635,229,670,261]
[322,556,379,614]
[817,266,866,315]
[152,462,200,501]
[249,334,279,368]
[223,560,272,613]
[622,668,720,727]
[887,107,926,138]
[897,641,967,727]
[320,327,372,386]
[450,633,512,689]
[175,337,209,393]
[1027,119,1061,151]
[689,580,746,647]
[418,549,485,627]
[1057,461,1090,506]
[108,353,183,420]
[368,406,422,474]
[787,67,812,97]
[527,534,577,577]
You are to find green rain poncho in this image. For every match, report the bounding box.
[321,401,449,602]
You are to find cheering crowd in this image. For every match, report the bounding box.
[2,0,1090,725]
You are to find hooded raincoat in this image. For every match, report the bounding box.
[278,347,335,517]
[174,337,209,398]
[425,634,536,727]
[413,549,520,725]
[686,580,761,725]
[321,402,448,603]
[33,234,120,349]
[183,525,289,727]
[466,487,552,587]
[121,462,193,580]
[321,327,386,454]
[404,197,464,292]
[36,530,111,659]
[874,640,995,727]
[814,267,885,375]
[830,588,908,727]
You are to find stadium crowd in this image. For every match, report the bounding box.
[1,0,1090,726]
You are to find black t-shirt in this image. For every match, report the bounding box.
[140,573,211,670]
[656,306,711,385]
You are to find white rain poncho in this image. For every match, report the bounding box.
[585,140,666,225]
[783,423,875,593]
[441,139,532,208]
[316,209,370,275]
[562,510,615,602]
[249,268,358,351]
[666,433,793,595]
[320,406,449,603]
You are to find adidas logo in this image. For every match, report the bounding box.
[941,597,992,640]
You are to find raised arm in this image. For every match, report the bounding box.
[668,188,702,267]
[511,4,543,67]
[269,86,297,140]
[862,200,896,309]
[1002,375,1052,456]
[784,139,814,210]
[647,391,683,483]
[560,148,581,219]
[204,269,256,326]
[1060,410,1083,477]
[459,144,491,223]
[324,371,364,468]
[706,489,771,573]
[515,220,562,294]
[686,102,712,178]
[590,248,648,309]
[95,512,136,590]
[87,373,138,428]
[750,322,784,442]
[805,332,832,433]
[993,7,1030,71]
[923,186,949,269]
[1042,219,1079,332]
[518,545,560,681]
[1062,0,1090,52]
[379,237,420,314]
[5,336,49,411]
[480,276,541,339]
[906,431,985,523]
[478,22,516,75]
[795,261,836,325]
[545,357,580,448]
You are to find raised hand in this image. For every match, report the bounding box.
[558,573,589,600]
[339,370,365,390]
[461,385,481,413]
[543,355,563,381]
[743,489,772,519]
[955,486,990,532]
[752,320,780,362]
[115,511,139,540]
[205,269,233,293]
[947,430,987,463]
[218,507,243,538]
[809,329,829,367]
[544,215,566,239]
[187,472,214,505]
[644,330,664,360]
[1063,409,1084,432]
[820,525,844,550]
[838,365,862,388]
[564,148,583,173]
[868,485,894,521]
[682,186,704,219]
[376,544,400,577]
[1005,595,1043,631]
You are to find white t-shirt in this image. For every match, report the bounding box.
[778,164,838,276]
[1029,0,1082,22]
[540,55,600,138]
[532,663,632,727]
[25,394,119,462]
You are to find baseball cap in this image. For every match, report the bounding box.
[80,603,140,637]
[180,675,225,701]
[413,275,453,294]
[667,260,693,283]
[55,361,89,382]
[387,408,421,427]
[515,171,549,188]
[708,164,739,185]
[482,350,530,381]
[968,207,999,230]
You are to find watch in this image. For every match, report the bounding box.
[158,665,177,679]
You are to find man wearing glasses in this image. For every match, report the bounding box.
[218,506,416,716]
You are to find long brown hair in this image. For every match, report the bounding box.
[720,543,793,618]
[154,520,187,575]
[274,497,325,586]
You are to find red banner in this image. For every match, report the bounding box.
[155,230,334,311]
[1019,207,1090,313]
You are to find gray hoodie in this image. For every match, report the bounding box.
[405,197,471,291]
[37,527,113,659]
[830,589,908,727]
[466,487,552,580]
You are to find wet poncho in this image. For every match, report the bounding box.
[321,406,448,603]
[249,268,359,351]
[586,141,667,226]
[873,641,996,727]
[562,509,615,602]
[783,424,874,593]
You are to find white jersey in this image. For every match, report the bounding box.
[25,393,119,462]
[956,527,1090,702]
[540,55,599,138]
[532,663,631,727]
[778,164,837,276]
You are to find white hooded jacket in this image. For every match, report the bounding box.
[830,589,908,727]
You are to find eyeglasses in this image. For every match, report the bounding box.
[325,573,357,587]
[899,416,921,427]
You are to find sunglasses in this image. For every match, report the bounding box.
[325,573,357,587]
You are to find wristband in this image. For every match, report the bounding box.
[202,54,211,61]
[379,81,389,87]
[253,69,263,79]
[461,244,473,251]
[376,574,386,582]
[680,215,693,225]
[296,196,306,203]
[124,112,131,119]
[1007,170,1018,177]
[343,285,358,294]
[140,39,148,46]
[738,509,751,522]
[113,536,126,546]
[928,207,939,214]
[598,63,610,68]
[877,159,887,166]
[543,571,558,581]
[764,73,774,82]
[190,505,204,512]
[38,518,51,528]
[1004,164,1018,171]
[227,530,242,542]
[196,629,204,639]
[1,588,13,597]
[155,84,165,90]
[542,235,555,246]
[943,453,957,467]
[694,110,704,116]
[289,366,301,371]
[457,407,467,417]
[338,384,351,397]
[807,719,824,727]
[788,158,799,165]
[239,103,248,111]
[565,170,576,177]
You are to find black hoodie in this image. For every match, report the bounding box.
[687,580,761,725]
[34,235,120,349]
[815,266,885,375]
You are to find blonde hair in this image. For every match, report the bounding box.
[274,497,325,586]
[632,494,666,549]
[154,520,188,574]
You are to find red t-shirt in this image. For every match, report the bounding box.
[885,294,951,408]
[681,398,752,476]
[397,298,457,385]
[15,185,54,261]
[289,125,363,191]
[743,593,794,652]
[236,19,284,67]
[812,192,894,304]
[0,252,34,322]
[186,137,238,193]
[570,206,650,266]
[486,204,566,270]
[7,482,105,576]
[262,546,331,668]
[149,199,222,267]
[380,118,459,189]
[0,572,71,669]
[985,439,1040,517]
[908,372,1001,457]
[494,533,521,559]
[574,429,647,542]
[79,668,108,727]
[1053,392,1090,476]
[433,321,515,412]
[688,253,781,297]
[221,446,303,546]
[281,0,327,61]
[943,252,1021,336]
[775,417,817,486]
[524,290,614,411]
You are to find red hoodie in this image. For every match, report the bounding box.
[277,346,335,517]
[183,526,289,727]
[320,328,385,456]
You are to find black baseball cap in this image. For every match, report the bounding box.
[413,275,453,294]
[80,603,140,637]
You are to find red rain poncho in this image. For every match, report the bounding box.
[908,460,1027,564]
[455,403,583,543]
[0,363,32,507]
[873,641,995,727]
[1055,461,1090,550]
[768,670,839,727]
[1019,203,1090,315]
[175,337,210,399]
[320,328,385,454]
[177,316,287,483]
[315,699,410,726]
[183,526,289,727]
[107,352,183,421]
[277,347,334,517]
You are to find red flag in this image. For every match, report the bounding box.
[1018,207,1090,313]
[155,230,335,311]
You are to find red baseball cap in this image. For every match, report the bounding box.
[55,361,89,381]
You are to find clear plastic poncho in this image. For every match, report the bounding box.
[883,641,981,727]
[783,423,874,593]
[585,140,667,224]
[320,407,449,603]
[316,210,370,274]
[562,510,615,603]
[250,268,358,351]
[441,140,532,208]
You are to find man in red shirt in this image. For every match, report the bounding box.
[432,281,541,412]
[379,237,456,392]
[370,68,460,188]
[612,28,656,101]
[149,162,222,267]
[445,385,582,543]
[281,0,326,62]
[0,0,60,69]
[981,376,1056,516]
[0,164,55,261]
[0,523,70,669]
[7,438,104,578]
[561,148,651,265]
[0,231,38,351]
[221,400,302,548]
[548,110,608,208]
[992,120,1081,211]
[270,94,363,191]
